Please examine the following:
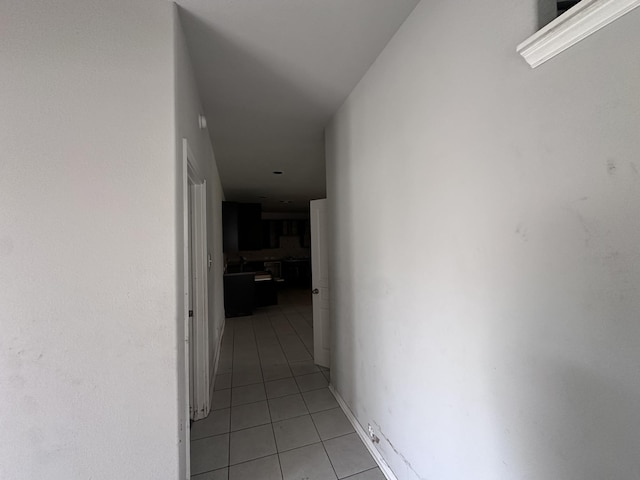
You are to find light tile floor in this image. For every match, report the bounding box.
[191,288,384,480]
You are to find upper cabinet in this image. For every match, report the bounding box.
[262,219,311,249]
[223,202,262,252]
[223,202,312,252]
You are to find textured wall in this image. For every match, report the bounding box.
[0,1,178,478]
[326,2,640,479]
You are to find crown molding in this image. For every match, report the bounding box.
[517,0,640,68]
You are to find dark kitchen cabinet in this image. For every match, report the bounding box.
[262,220,282,249]
[238,203,262,250]
[223,272,255,317]
[222,202,262,252]
[222,202,239,252]
[261,219,311,249]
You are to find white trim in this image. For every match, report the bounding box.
[208,320,226,402]
[181,140,191,480]
[182,138,211,424]
[191,180,210,420]
[328,385,399,480]
[517,0,640,68]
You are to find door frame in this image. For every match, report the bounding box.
[182,138,210,427]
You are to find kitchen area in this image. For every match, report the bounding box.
[222,201,312,317]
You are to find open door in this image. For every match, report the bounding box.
[310,199,330,368]
[183,139,210,428]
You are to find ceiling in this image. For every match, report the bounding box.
[177,0,420,212]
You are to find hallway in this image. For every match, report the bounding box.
[190,289,383,480]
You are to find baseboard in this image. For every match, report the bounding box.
[208,319,226,405]
[328,385,399,480]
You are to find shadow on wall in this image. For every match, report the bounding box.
[537,0,558,29]
[177,7,327,200]
[495,353,640,479]
[326,104,360,404]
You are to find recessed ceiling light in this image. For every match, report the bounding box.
[272,171,284,175]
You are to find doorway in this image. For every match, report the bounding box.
[182,139,211,428]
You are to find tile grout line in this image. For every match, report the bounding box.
[304,390,341,480]
[227,318,235,471]
[341,467,383,479]
[270,301,315,479]
[283,310,315,358]
[251,314,285,479]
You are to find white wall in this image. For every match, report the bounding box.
[0,1,179,479]
[326,2,640,480]
[174,6,226,472]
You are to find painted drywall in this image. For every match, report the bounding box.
[174,6,227,471]
[0,1,179,479]
[326,2,640,480]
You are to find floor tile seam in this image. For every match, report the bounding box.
[321,431,374,479]
[319,434,342,480]
[229,379,264,389]
[258,349,289,359]
[226,321,234,470]
[250,312,281,389]
[259,360,290,368]
[275,438,323,456]
[231,361,262,369]
[269,410,310,423]
[229,417,272,434]
[304,403,339,415]
[302,397,341,480]
[190,431,229,445]
[211,405,230,412]
[275,438,285,480]
[228,448,278,468]
[190,429,231,442]
[297,384,330,394]
[288,317,315,360]
[289,370,322,379]
[265,386,301,401]
[231,366,262,374]
[256,342,285,352]
[262,358,276,431]
[263,326,285,480]
[230,393,269,408]
[300,396,340,415]
[283,316,311,340]
[278,326,313,356]
[190,466,228,477]
[267,391,304,402]
[275,436,323,455]
[231,381,265,389]
[341,467,381,479]
[315,424,357,443]
[269,313,306,390]
[231,355,261,362]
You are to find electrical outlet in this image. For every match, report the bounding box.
[367,424,380,443]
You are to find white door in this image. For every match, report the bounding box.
[310,199,330,368]
[188,181,195,418]
[183,139,210,427]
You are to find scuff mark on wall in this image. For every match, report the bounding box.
[515,224,529,242]
[564,208,594,247]
[374,421,427,480]
[607,159,617,175]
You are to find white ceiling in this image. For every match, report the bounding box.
[177,0,420,212]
